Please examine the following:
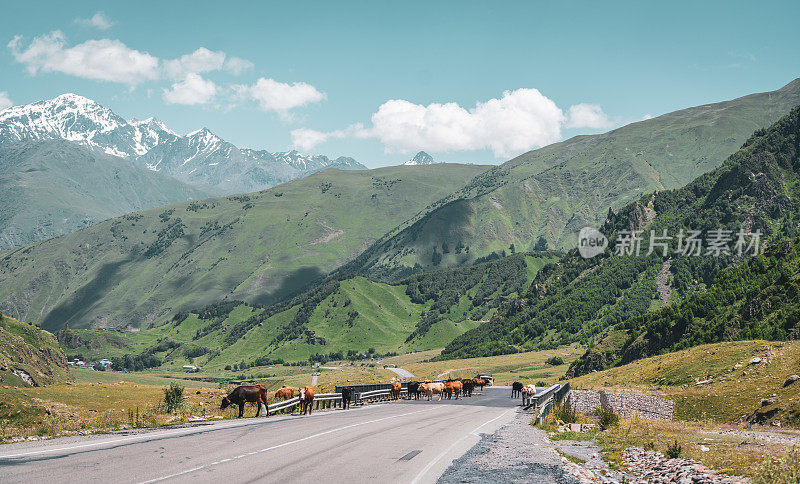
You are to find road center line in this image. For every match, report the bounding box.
[410,408,513,484]
[140,406,444,483]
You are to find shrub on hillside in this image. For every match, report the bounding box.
[545,356,564,366]
[594,407,619,430]
[666,440,682,458]
[554,402,578,423]
[163,383,185,413]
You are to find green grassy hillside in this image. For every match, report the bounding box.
[56,252,557,369]
[0,312,70,387]
[441,104,800,361]
[0,163,488,331]
[574,340,800,426]
[341,79,800,281]
[0,140,215,249]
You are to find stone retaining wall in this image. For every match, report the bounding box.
[569,389,673,420]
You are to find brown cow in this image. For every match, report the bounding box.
[391,381,402,401]
[220,385,269,418]
[275,386,294,400]
[473,378,487,390]
[299,386,315,415]
[444,380,463,400]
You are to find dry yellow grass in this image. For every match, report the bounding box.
[403,344,582,384]
[592,417,791,480]
[572,340,800,425]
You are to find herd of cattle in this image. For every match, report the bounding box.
[219,377,491,418]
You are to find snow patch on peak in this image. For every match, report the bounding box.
[404,151,436,165]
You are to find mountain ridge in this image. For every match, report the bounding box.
[0,163,489,330]
[440,104,800,361]
[0,139,215,249]
[0,93,366,194]
[337,78,800,282]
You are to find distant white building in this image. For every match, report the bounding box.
[98,359,112,368]
[182,365,198,371]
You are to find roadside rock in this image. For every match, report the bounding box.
[624,447,747,483]
[783,374,799,387]
[761,397,778,406]
[748,357,762,365]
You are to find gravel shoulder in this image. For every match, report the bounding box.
[437,410,579,483]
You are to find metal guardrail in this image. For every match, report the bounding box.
[522,384,559,408]
[267,392,345,414]
[269,396,300,413]
[534,382,571,425]
[356,388,406,403]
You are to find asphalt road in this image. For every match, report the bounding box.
[0,387,517,483]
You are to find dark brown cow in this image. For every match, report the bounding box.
[299,386,315,415]
[406,381,421,400]
[461,378,475,397]
[391,381,402,401]
[512,381,523,398]
[340,387,352,410]
[275,386,294,400]
[220,385,269,418]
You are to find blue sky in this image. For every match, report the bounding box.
[1,0,798,167]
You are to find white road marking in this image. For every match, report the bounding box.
[140,407,444,483]
[410,408,513,484]
[0,402,379,460]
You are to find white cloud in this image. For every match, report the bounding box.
[8,31,257,93]
[641,113,653,121]
[291,124,368,151]
[236,78,326,114]
[74,12,116,30]
[0,91,13,110]
[565,103,613,129]
[291,128,332,151]
[297,89,567,158]
[8,31,159,85]
[163,48,226,79]
[224,57,254,75]
[163,73,217,105]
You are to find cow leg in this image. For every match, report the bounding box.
[238,403,244,418]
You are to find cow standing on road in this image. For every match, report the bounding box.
[220,385,269,418]
[421,382,444,401]
[340,387,352,410]
[461,378,475,397]
[511,381,523,398]
[521,384,537,406]
[444,380,462,400]
[406,381,421,400]
[299,386,315,415]
[473,378,487,390]
[391,381,402,401]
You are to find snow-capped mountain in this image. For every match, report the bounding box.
[0,94,175,158]
[0,94,366,194]
[404,151,437,165]
[273,150,365,172]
